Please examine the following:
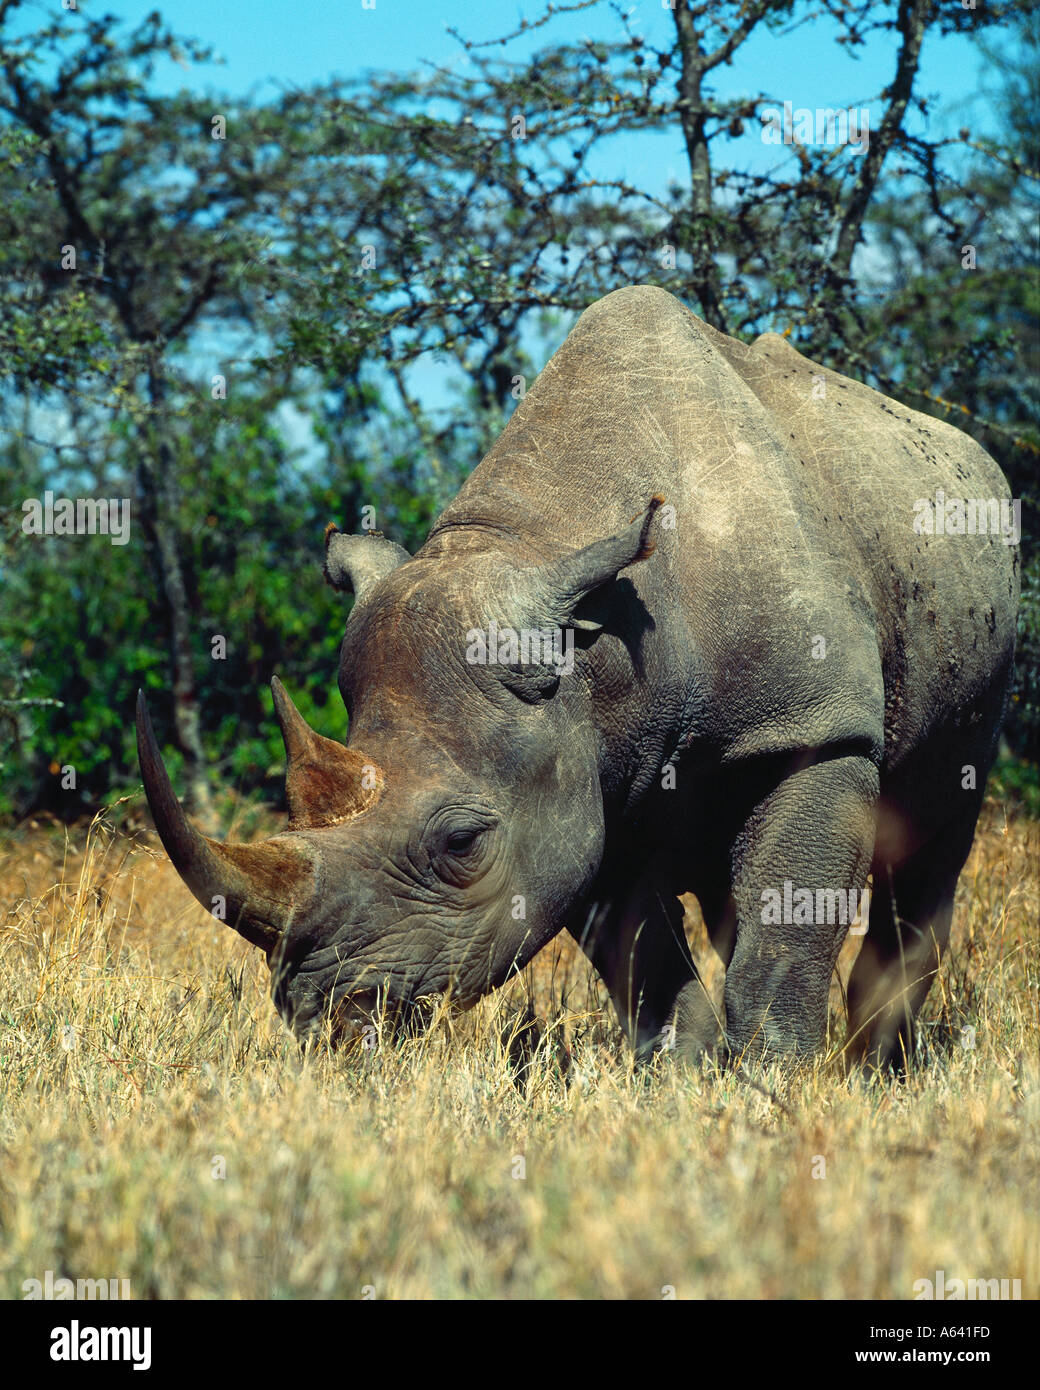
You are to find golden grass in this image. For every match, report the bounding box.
[0,796,1037,1299]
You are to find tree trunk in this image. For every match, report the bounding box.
[833,0,929,275]
[673,1,727,331]
[139,358,215,826]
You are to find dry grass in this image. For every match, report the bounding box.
[0,795,1037,1300]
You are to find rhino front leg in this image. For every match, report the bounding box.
[569,873,719,1062]
[723,751,879,1061]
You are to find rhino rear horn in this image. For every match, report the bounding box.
[271,676,384,829]
[323,525,410,606]
[136,691,318,952]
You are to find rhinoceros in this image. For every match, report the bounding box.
[137,286,1019,1068]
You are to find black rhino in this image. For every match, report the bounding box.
[138,286,1019,1068]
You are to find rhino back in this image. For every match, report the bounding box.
[425,286,1018,771]
[710,320,1019,769]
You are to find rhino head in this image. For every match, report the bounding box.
[138,502,661,1043]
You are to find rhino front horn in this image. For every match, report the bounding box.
[136,691,318,951]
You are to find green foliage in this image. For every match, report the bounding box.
[988,753,1040,820]
[0,379,441,818]
[0,0,1035,820]
[1010,552,1040,762]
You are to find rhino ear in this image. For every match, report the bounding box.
[323,524,410,606]
[526,494,665,629]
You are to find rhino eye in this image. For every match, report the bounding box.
[446,828,480,855]
[421,805,497,883]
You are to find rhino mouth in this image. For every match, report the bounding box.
[278,979,449,1048]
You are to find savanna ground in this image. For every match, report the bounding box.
[0,790,1037,1300]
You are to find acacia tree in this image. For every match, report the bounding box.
[275,1,1020,363]
[0,0,473,816]
[0,3,339,815]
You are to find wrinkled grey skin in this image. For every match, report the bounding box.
[140,286,1019,1069]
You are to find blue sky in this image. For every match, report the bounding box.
[117,0,993,119]
[10,0,1010,451]
[113,0,998,190]
[112,0,996,391]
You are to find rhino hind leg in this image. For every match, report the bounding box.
[846,799,983,1072]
